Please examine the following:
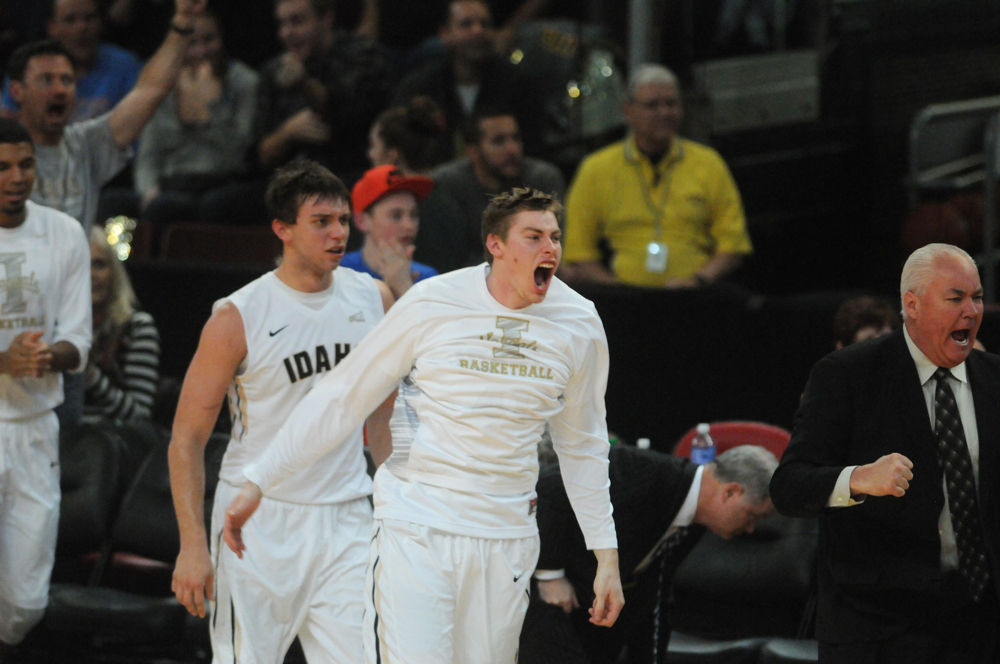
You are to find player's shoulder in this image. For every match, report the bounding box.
[25,201,86,240]
[408,264,478,297]
[335,264,378,289]
[547,277,600,316]
[215,270,276,312]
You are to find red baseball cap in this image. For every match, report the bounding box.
[351,165,434,214]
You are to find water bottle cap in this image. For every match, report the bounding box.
[696,423,710,434]
[636,437,651,450]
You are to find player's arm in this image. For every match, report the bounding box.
[108,0,205,148]
[46,340,82,372]
[376,279,395,312]
[589,548,624,626]
[365,391,395,468]
[168,302,246,618]
[362,279,396,467]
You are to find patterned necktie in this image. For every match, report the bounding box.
[933,367,991,601]
[651,527,692,660]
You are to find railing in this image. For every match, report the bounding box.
[907,95,1000,301]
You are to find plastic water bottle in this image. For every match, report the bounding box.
[690,423,715,464]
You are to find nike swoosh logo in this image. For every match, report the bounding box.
[269,325,289,337]
[349,311,365,322]
[513,574,522,583]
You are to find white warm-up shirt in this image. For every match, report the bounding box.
[245,264,617,548]
[0,201,91,419]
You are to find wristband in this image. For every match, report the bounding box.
[170,22,195,36]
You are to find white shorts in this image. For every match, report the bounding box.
[364,518,539,664]
[210,482,372,664]
[0,412,60,645]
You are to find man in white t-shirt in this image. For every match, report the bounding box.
[168,159,394,663]
[0,117,92,652]
[223,187,625,663]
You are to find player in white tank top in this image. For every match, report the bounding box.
[168,161,394,663]
[224,188,625,663]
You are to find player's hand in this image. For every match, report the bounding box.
[537,577,579,614]
[223,482,262,557]
[850,453,914,498]
[5,331,51,378]
[171,545,215,617]
[589,548,625,627]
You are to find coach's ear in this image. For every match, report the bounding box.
[903,289,919,322]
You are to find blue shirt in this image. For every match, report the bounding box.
[340,251,439,283]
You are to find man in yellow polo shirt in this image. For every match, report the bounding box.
[561,63,752,288]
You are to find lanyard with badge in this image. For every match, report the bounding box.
[629,140,677,274]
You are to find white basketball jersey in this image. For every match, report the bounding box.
[218,269,384,503]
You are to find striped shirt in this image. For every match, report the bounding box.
[84,310,160,423]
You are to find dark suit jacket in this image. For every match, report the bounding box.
[769,330,1000,643]
[532,446,704,664]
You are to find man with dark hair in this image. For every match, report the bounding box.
[254,0,391,181]
[771,243,1000,663]
[168,159,394,663]
[8,0,204,232]
[223,187,625,663]
[2,0,142,122]
[392,0,543,161]
[832,294,900,349]
[431,108,564,268]
[0,117,91,651]
[525,444,777,664]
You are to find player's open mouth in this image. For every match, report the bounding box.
[951,329,971,345]
[46,103,67,118]
[328,246,344,255]
[534,262,555,288]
